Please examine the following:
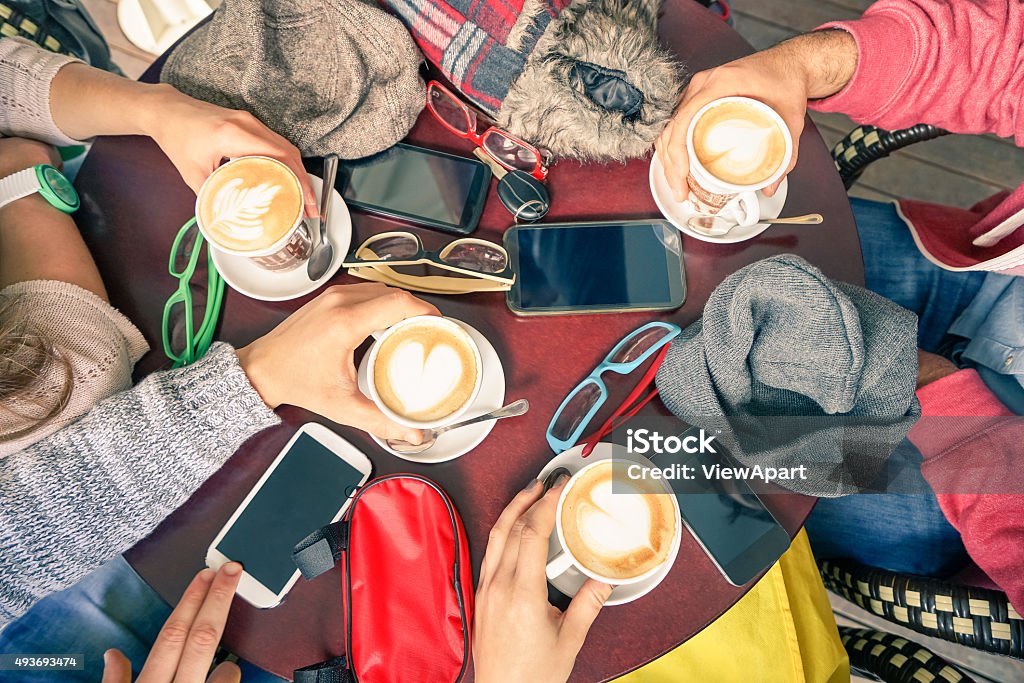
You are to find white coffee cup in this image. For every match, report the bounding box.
[195,156,312,273]
[685,96,793,224]
[365,316,483,430]
[546,458,682,586]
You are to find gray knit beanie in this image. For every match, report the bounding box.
[656,254,921,497]
[160,0,424,158]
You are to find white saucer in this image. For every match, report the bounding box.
[211,174,352,301]
[649,155,789,244]
[537,443,682,606]
[357,320,506,464]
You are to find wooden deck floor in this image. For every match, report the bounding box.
[84,0,1023,208]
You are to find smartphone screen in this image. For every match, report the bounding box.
[651,436,790,585]
[342,144,489,233]
[215,432,367,596]
[505,221,686,314]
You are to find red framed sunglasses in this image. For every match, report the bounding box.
[426,80,551,181]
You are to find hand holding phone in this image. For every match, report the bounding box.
[207,424,373,607]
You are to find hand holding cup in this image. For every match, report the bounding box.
[235,283,440,444]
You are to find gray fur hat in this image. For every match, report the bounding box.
[161,0,424,159]
[382,0,687,162]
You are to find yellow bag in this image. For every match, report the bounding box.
[614,530,849,683]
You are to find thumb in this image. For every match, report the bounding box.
[101,649,132,683]
[560,579,613,651]
[343,393,424,444]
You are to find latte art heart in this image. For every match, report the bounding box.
[560,461,677,581]
[692,100,788,187]
[576,480,655,557]
[373,322,480,423]
[386,342,464,416]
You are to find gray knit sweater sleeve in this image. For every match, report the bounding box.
[0,343,280,627]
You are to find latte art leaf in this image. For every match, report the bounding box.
[209,178,282,241]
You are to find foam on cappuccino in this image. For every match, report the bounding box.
[561,461,676,581]
[197,157,303,253]
[373,322,479,423]
[692,100,787,187]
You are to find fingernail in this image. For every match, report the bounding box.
[103,650,114,666]
[524,478,541,491]
[555,473,570,487]
[198,568,216,581]
[222,562,243,576]
[542,467,571,493]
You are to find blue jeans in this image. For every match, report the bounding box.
[0,557,284,683]
[806,198,984,577]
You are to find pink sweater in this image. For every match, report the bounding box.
[909,370,1023,611]
[812,0,1024,273]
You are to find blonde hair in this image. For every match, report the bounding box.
[0,292,73,442]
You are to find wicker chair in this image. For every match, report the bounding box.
[820,558,1023,681]
[831,123,949,189]
[826,123,1024,681]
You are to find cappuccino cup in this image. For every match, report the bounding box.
[366,316,483,429]
[686,97,792,224]
[546,459,681,586]
[195,156,311,272]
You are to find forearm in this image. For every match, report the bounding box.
[0,140,106,296]
[48,62,176,141]
[0,344,280,627]
[0,194,106,296]
[770,29,858,101]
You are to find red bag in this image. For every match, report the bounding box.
[292,474,474,683]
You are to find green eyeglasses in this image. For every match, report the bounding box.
[162,218,225,367]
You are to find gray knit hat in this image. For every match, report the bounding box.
[656,254,921,497]
[161,0,424,158]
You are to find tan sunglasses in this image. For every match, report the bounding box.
[343,231,515,294]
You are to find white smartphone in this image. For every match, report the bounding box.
[206,423,372,608]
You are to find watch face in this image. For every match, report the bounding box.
[42,166,77,206]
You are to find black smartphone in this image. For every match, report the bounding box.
[503,220,686,315]
[650,429,791,586]
[339,143,491,235]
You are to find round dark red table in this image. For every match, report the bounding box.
[73,2,863,680]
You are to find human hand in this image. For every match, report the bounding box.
[144,87,318,217]
[236,283,440,443]
[101,563,243,683]
[656,30,857,202]
[917,349,959,389]
[473,475,613,683]
[0,138,61,179]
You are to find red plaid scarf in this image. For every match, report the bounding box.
[381,0,572,113]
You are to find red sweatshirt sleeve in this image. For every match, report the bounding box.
[909,369,1024,612]
[810,0,1024,143]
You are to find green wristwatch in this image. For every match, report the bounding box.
[0,165,80,213]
